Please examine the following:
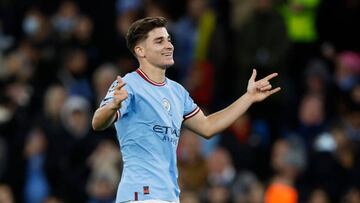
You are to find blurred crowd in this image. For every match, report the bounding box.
[0,0,360,202]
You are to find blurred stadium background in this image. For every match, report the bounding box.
[0,0,360,202]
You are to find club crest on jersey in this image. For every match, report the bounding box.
[162,98,171,112]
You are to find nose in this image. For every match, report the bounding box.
[165,41,174,50]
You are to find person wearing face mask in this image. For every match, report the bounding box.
[22,8,52,44]
[51,1,80,38]
[22,11,41,38]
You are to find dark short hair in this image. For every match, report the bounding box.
[126,16,167,56]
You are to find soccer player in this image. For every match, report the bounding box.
[92,16,280,203]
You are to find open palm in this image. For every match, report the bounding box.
[247,69,281,102]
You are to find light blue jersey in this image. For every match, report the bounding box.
[100,69,200,202]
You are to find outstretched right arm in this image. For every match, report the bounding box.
[92,76,128,131]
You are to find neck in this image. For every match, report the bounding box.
[139,62,166,83]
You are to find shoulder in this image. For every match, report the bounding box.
[107,71,130,85]
[107,71,137,94]
[166,78,185,90]
[122,71,138,83]
[166,78,190,96]
[121,71,141,88]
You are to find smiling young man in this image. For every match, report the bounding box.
[92,17,280,203]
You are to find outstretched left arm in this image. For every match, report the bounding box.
[183,69,281,139]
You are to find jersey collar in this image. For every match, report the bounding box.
[136,68,166,86]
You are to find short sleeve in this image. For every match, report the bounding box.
[183,89,200,120]
[100,80,117,108]
[100,79,133,119]
[118,84,132,117]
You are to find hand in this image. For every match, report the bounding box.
[247,69,281,102]
[111,76,128,109]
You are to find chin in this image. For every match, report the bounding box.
[163,61,175,69]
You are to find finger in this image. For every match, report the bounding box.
[116,82,126,90]
[116,93,127,100]
[116,75,123,84]
[120,91,128,100]
[260,84,272,91]
[257,80,270,88]
[267,87,281,96]
[249,69,257,82]
[114,89,127,98]
[115,76,126,90]
[263,72,278,81]
[114,91,128,102]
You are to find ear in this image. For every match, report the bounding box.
[134,45,145,58]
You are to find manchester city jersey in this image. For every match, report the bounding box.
[100,69,199,202]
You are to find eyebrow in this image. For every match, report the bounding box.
[153,35,171,41]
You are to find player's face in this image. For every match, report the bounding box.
[141,27,174,68]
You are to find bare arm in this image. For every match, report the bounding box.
[183,69,281,138]
[92,76,128,131]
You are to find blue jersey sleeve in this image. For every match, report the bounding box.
[119,84,133,118]
[100,80,117,107]
[183,88,200,120]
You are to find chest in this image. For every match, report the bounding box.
[133,86,184,126]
